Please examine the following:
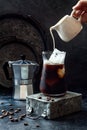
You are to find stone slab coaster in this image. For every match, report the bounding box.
[26,91,82,119]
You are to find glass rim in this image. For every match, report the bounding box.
[42,51,66,54]
[42,51,52,54]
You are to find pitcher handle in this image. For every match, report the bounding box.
[70,10,82,22]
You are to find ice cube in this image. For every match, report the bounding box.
[49,48,66,64]
[57,67,65,78]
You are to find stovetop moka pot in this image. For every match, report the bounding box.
[3,55,39,100]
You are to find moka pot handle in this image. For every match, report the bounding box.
[3,61,12,80]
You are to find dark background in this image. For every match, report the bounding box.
[0,0,87,94]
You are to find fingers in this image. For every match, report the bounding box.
[71,10,83,18]
[72,1,81,10]
[80,11,87,23]
[72,0,87,11]
[71,9,87,23]
[72,0,87,23]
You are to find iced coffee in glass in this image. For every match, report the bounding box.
[40,49,66,97]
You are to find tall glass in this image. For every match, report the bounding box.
[40,51,67,97]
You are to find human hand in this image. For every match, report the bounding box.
[72,0,87,23]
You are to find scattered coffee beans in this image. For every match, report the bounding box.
[0,102,40,128]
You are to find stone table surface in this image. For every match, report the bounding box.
[0,88,87,130]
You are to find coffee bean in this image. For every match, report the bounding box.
[14,109,19,113]
[10,118,14,122]
[38,96,42,99]
[0,115,3,119]
[36,124,40,127]
[9,104,13,106]
[1,110,6,113]
[9,108,14,111]
[17,108,21,111]
[19,116,23,120]
[14,118,18,122]
[21,114,26,118]
[3,112,9,117]
[6,111,9,115]
[47,96,51,101]
[51,99,54,101]
[9,112,14,115]
[9,116,13,119]
[0,102,4,105]
[24,122,28,126]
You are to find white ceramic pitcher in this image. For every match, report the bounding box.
[50,12,83,42]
